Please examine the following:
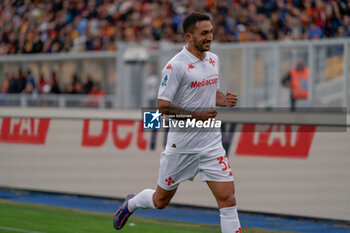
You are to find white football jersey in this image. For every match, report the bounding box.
[158,46,223,154]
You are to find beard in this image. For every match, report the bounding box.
[193,36,211,52]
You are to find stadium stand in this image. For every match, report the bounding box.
[0,0,349,110]
[0,0,349,55]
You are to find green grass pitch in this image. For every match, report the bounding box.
[0,199,293,233]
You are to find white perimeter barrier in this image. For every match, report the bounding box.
[0,107,349,221]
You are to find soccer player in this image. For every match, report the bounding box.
[113,12,241,233]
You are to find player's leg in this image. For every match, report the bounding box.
[206,180,236,208]
[113,192,136,230]
[128,149,196,211]
[153,150,198,209]
[114,151,197,230]
[128,185,177,211]
[113,186,177,230]
[206,181,241,233]
[291,94,296,112]
[153,185,177,209]
[199,148,241,233]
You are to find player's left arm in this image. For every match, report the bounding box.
[216,90,237,107]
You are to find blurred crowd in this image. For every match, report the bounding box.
[1,0,350,55]
[2,69,104,99]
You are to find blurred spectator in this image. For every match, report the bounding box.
[89,82,105,96]
[0,0,349,56]
[282,58,309,112]
[50,71,61,94]
[68,73,83,94]
[32,34,44,53]
[38,73,47,94]
[83,74,94,94]
[146,65,159,107]
[7,71,21,93]
[308,21,324,39]
[22,82,35,94]
[2,72,10,93]
[24,70,36,92]
[342,15,350,35]
[83,82,105,107]
[18,69,26,92]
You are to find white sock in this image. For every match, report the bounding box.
[128,189,155,212]
[220,206,241,233]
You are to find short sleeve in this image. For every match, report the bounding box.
[157,62,182,102]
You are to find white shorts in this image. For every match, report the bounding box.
[158,147,234,191]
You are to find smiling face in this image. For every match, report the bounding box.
[186,20,213,52]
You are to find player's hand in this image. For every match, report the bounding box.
[226,91,237,107]
[195,109,217,121]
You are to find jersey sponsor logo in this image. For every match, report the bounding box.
[143,110,161,129]
[161,75,168,86]
[166,64,173,71]
[209,58,215,67]
[188,64,195,70]
[0,118,50,145]
[191,77,218,88]
[236,124,316,159]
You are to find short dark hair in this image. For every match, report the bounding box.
[182,12,211,34]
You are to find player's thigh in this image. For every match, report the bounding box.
[158,151,199,191]
[206,181,236,208]
[199,148,233,183]
[199,148,236,208]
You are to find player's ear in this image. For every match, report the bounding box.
[185,32,192,41]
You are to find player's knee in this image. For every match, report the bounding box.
[219,193,237,208]
[154,199,170,209]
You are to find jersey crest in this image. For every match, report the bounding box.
[209,58,215,67]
